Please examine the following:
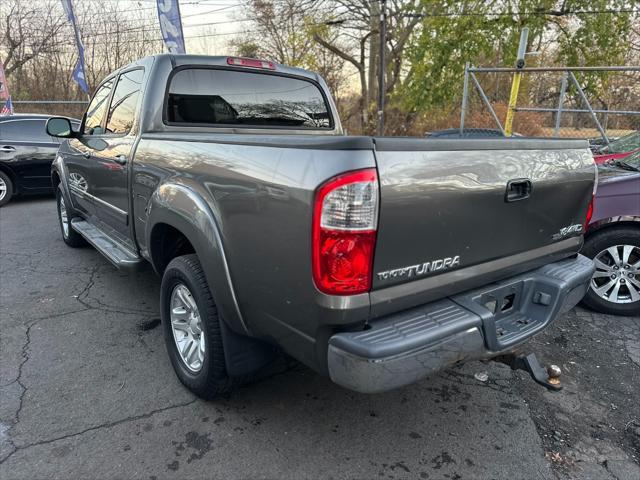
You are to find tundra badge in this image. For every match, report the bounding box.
[377,256,461,281]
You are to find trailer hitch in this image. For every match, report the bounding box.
[494,353,562,391]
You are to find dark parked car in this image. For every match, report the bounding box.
[582,151,640,315]
[427,128,509,139]
[0,114,79,206]
[426,128,526,139]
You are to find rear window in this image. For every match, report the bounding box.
[166,68,332,129]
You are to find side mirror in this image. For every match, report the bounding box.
[46,117,75,138]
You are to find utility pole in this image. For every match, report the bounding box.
[377,0,386,136]
[504,28,528,136]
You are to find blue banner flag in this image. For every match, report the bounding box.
[61,0,89,93]
[156,0,186,54]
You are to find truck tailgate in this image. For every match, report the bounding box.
[371,138,595,314]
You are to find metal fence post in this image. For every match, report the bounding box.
[470,72,505,135]
[553,72,568,137]
[568,71,609,145]
[460,62,470,135]
[504,28,529,136]
[377,0,386,136]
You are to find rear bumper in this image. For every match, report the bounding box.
[327,254,594,393]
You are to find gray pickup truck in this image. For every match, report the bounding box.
[47,54,596,399]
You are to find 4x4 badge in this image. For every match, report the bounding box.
[552,224,583,241]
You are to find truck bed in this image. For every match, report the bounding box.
[134,133,594,360]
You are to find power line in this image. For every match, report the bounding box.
[3,3,638,49]
[11,2,245,44]
[3,28,259,50]
[47,18,251,44]
[39,3,242,38]
[404,8,640,18]
[61,3,242,33]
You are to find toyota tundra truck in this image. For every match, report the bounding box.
[47,54,596,398]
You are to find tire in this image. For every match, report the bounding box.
[0,170,14,207]
[56,185,86,247]
[160,254,243,399]
[580,226,640,316]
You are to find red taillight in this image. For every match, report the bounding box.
[312,169,379,295]
[226,57,275,70]
[584,195,594,230]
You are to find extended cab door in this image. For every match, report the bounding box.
[88,68,144,241]
[67,69,144,242]
[66,77,115,217]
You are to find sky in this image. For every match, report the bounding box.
[140,0,248,55]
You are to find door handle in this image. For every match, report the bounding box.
[505,179,532,202]
[114,154,127,165]
[0,145,16,153]
[83,151,91,159]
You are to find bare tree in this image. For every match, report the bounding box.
[0,0,162,114]
[231,0,348,97]
[312,0,422,131]
[1,0,66,75]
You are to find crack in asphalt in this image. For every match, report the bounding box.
[1,262,158,463]
[74,264,100,308]
[0,399,198,465]
[0,322,35,462]
[13,324,33,426]
[73,265,157,316]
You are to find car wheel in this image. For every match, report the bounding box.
[0,171,14,207]
[160,254,244,399]
[581,226,640,316]
[56,185,86,247]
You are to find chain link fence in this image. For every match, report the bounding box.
[9,67,640,144]
[460,66,640,142]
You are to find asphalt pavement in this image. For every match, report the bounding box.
[0,196,638,480]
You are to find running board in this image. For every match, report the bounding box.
[70,218,143,269]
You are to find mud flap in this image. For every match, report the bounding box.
[219,318,277,377]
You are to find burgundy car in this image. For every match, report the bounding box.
[593,130,640,165]
[581,151,640,315]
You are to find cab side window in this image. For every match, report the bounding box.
[83,78,114,135]
[105,69,144,135]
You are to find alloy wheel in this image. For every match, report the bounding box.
[59,196,69,238]
[170,283,205,372]
[0,177,6,202]
[591,244,640,304]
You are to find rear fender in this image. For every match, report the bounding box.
[146,180,249,335]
